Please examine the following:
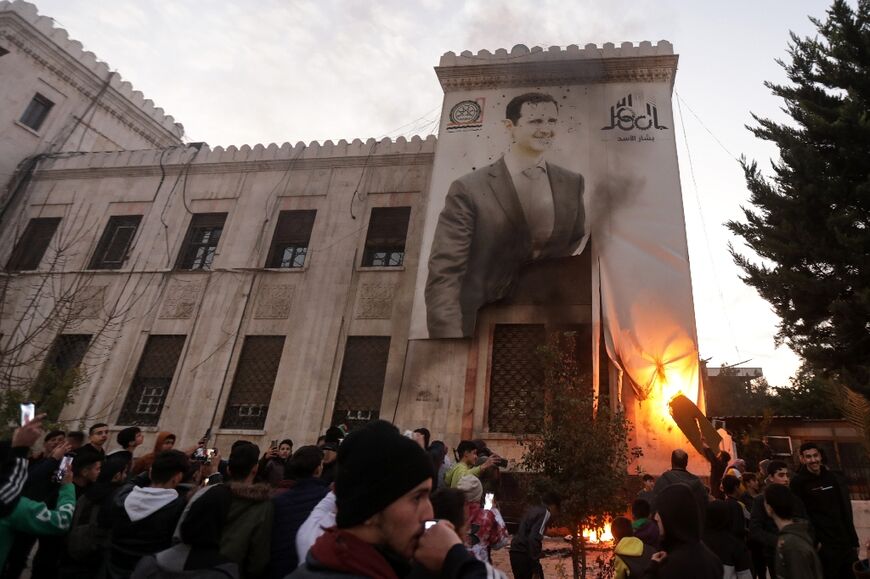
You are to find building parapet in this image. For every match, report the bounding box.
[34,135,437,178]
[436,41,678,90]
[0,0,184,142]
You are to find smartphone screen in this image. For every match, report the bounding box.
[55,455,73,482]
[484,492,494,510]
[20,402,35,426]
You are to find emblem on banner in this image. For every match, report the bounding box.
[446,98,485,132]
[601,94,668,132]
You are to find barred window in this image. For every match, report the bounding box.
[488,324,546,434]
[33,334,91,408]
[6,217,61,271]
[20,93,54,131]
[89,215,142,269]
[118,335,186,426]
[176,213,227,270]
[265,210,316,268]
[361,207,411,267]
[221,336,285,430]
[331,336,391,430]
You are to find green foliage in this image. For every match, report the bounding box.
[0,366,83,434]
[770,364,842,418]
[706,364,842,419]
[520,332,632,579]
[705,367,773,416]
[728,0,870,397]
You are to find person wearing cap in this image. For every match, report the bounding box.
[290,420,499,579]
[456,475,508,563]
[444,440,498,488]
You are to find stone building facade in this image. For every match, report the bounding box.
[0,0,184,216]
[1,0,697,473]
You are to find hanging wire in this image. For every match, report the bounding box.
[675,87,742,359]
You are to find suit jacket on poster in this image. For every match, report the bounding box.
[425,157,585,338]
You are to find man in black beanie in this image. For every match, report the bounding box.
[291,420,499,579]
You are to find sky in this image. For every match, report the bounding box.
[31,0,835,386]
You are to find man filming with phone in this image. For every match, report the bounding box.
[444,440,502,488]
[0,412,76,570]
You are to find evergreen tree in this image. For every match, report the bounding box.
[728,0,870,397]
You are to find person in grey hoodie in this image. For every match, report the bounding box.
[106,450,190,578]
[764,483,822,579]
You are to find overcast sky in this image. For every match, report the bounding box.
[32,0,834,386]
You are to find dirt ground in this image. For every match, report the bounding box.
[490,537,615,578]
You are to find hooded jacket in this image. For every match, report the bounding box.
[131,432,175,476]
[131,484,240,579]
[0,482,75,568]
[632,518,660,548]
[107,483,186,577]
[613,537,653,579]
[790,465,858,548]
[749,489,809,567]
[220,481,274,578]
[643,483,723,579]
[269,477,330,578]
[774,521,823,579]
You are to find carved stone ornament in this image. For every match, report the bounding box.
[355,283,396,319]
[254,284,295,319]
[72,285,106,319]
[159,280,204,319]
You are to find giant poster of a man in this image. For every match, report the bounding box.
[424,92,587,338]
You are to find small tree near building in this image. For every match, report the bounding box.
[520,332,635,579]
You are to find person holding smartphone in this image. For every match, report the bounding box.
[0,454,76,569]
[456,476,509,563]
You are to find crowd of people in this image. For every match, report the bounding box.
[607,447,865,579]
[0,414,866,579]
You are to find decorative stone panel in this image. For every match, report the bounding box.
[253,284,295,319]
[159,280,203,319]
[72,285,106,319]
[355,283,396,320]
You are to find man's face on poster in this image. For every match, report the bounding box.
[505,101,559,155]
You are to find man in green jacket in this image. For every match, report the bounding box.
[221,442,273,578]
[444,441,497,488]
[764,483,822,579]
[0,466,76,568]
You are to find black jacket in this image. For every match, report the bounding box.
[643,483,723,579]
[509,504,550,560]
[652,468,709,530]
[269,477,330,578]
[106,483,187,578]
[289,544,499,579]
[790,465,858,548]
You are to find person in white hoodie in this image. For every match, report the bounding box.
[105,449,190,578]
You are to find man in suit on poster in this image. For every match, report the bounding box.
[425,92,587,338]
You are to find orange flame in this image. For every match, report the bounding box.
[580,522,613,544]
